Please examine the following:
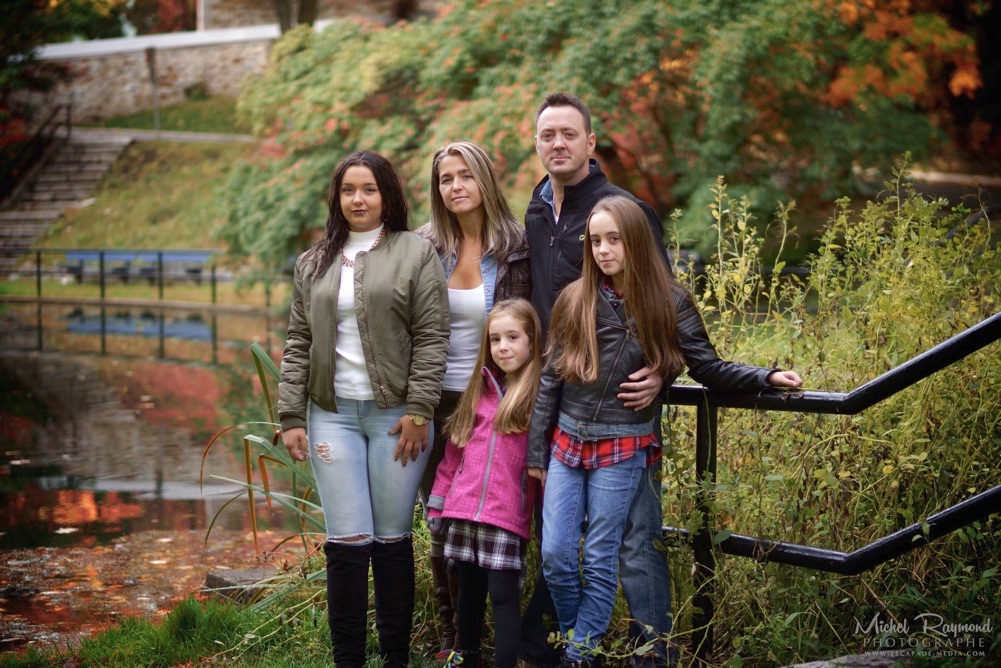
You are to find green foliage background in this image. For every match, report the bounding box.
[217,0,975,275]
[654,170,1000,665]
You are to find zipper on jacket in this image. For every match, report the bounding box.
[475,371,505,523]
[474,431,498,523]
[356,251,390,405]
[593,324,630,421]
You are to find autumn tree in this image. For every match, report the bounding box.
[1,0,128,163]
[219,0,988,273]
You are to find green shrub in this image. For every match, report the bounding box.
[658,161,1001,666]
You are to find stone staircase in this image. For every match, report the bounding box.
[1,132,132,273]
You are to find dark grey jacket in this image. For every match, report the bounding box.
[527,284,776,470]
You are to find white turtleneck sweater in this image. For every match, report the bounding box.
[334,225,384,400]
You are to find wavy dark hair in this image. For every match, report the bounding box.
[309,151,410,278]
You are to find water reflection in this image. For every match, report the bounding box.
[65,309,213,341]
[0,304,297,650]
[0,302,276,365]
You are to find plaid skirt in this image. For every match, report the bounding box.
[444,519,525,572]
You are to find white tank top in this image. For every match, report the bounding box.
[443,283,486,392]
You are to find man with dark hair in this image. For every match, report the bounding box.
[521,92,673,668]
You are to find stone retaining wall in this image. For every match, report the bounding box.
[26,0,444,124]
[200,0,278,29]
[28,27,278,124]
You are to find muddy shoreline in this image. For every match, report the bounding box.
[0,529,286,654]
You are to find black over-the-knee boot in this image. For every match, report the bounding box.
[371,536,415,668]
[325,541,372,668]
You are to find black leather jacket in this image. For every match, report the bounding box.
[525,160,664,341]
[527,284,776,469]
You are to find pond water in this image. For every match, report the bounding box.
[0,303,303,652]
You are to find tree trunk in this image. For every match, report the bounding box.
[297,0,317,26]
[273,0,292,33]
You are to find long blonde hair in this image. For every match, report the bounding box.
[548,196,684,383]
[423,142,524,263]
[446,299,542,446]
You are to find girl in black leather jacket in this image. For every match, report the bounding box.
[526,195,802,666]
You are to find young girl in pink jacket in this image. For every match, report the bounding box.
[427,298,543,668]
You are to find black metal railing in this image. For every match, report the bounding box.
[1,103,72,203]
[665,310,1001,664]
[0,247,278,365]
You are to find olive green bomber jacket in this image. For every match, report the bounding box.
[277,231,450,432]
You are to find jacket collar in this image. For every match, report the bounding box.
[532,158,609,201]
[481,366,506,398]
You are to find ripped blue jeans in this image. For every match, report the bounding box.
[309,399,431,544]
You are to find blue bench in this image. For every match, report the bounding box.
[59,250,215,285]
[65,312,213,341]
[135,251,214,285]
[61,251,137,283]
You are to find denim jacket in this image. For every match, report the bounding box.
[418,225,532,315]
[442,251,501,317]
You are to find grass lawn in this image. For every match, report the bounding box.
[79,96,250,135]
[37,141,256,252]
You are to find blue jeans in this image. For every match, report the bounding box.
[309,399,431,543]
[619,463,672,665]
[541,453,646,661]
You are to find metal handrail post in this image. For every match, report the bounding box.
[35,251,42,351]
[691,398,719,665]
[157,251,164,301]
[99,251,106,300]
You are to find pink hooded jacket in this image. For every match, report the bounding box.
[427,367,538,541]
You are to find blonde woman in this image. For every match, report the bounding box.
[417,141,531,655]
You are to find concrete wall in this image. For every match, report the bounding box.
[199,0,276,30]
[25,0,445,124]
[196,0,438,30]
[31,28,277,123]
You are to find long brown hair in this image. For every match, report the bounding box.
[446,299,542,446]
[548,196,684,383]
[423,141,524,264]
[308,151,410,279]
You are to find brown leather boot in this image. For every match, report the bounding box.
[430,554,458,658]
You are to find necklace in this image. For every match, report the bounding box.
[341,227,386,268]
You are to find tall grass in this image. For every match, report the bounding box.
[658,161,1001,666]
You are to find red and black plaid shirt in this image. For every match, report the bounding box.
[551,427,661,470]
[549,280,663,470]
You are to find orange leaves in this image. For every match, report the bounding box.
[861,11,913,41]
[824,0,982,106]
[949,58,982,99]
